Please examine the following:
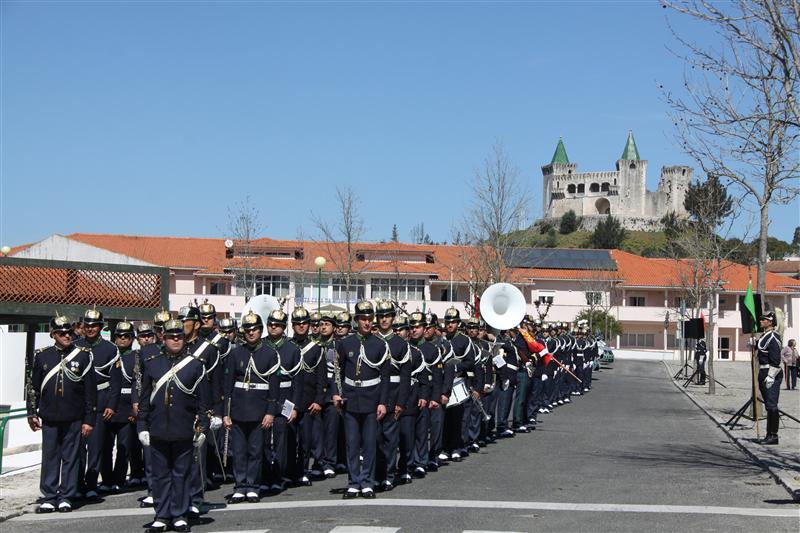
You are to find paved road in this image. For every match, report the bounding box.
[6,360,799,532]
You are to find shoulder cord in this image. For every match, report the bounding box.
[358,337,391,369]
[390,343,412,369]
[410,346,427,376]
[94,348,120,380]
[162,358,205,398]
[60,350,94,383]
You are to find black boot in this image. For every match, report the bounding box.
[761,411,779,445]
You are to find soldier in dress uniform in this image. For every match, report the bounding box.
[332,301,391,499]
[757,311,783,445]
[407,312,440,478]
[261,309,302,494]
[75,308,119,498]
[287,306,326,487]
[309,312,322,339]
[494,328,519,438]
[197,303,229,484]
[441,307,474,462]
[105,320,139,490]
[544,324,561,410]
[375,300,412,491]
[223,311,280,503]
[136,320,161,508]
[316,313,341,478]
[463,318,486,453]
[423,313,451,470]
[137,319,211,533]
[478,323,498,444]
[393,315,410,339]
[333,311,352,474]
[694,339,708,385]
[397,311,432,484]
[27,315,96,513]
[179,305,222,516]
[528,319,548,418]
[572,328,587,397]
[127,323,154,487]
[510,319,533,434]
[218,317,238,346]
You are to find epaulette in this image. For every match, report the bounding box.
[79,346,91,352]
[34,347,44,354]
[145,352,162,362]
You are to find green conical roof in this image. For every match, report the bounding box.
[620,130,640,161]
[551,138,569,165]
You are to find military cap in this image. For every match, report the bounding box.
[533,318,543,327]
[136,322,155,336]
[218,317,236,332]
[309,312,322,324]
[178,306,200,322]
[443,307,461,323]
[199,302,216,318]
[267,309,288,326]
[163,319,184,335]
[548,323,559,331]
[393,316,409,330]
[375,300,396,317]
[319,312,336,324]
[335,311,352,328]
[83,308,104,326]
[466,317,480,328]
[292,306,311,324]
[759,310,777,326]
[50,314,73,333]
[114,320,135,337]
[153,310,171,326]
[241,311,263,330]
[408,311,426,328]
[425,313,439,328]
[354,301,375,318]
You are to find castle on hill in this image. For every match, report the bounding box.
[540,132,693,231]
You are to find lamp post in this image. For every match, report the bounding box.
[314,256,326,313]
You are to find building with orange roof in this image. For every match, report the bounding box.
[8,232,800,362]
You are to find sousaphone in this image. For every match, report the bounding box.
[479,283,526,331]
[241,294,281,338]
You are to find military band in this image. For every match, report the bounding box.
[28,300,628,531]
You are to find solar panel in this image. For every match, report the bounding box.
[503,248,616,270]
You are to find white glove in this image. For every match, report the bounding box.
[541,374,548,382]
[138,431,150,447]
[210,416,222,431]
[193,432,206,448]
[765,366,780,388]
[525,362,533,371]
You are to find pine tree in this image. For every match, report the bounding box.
[391,224,399,242]
[559,210,579,234]
[591,216,626,249]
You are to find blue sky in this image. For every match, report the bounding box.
[2,1,797,248]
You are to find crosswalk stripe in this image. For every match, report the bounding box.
[328,526,400,533]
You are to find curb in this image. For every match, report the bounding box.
[662,361,800,502]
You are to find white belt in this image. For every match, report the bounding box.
[280,381,292,389]
[466,371,475,377]
[576,352,584,356]
[344,377,381,388]
[389,375,401,383]
[120,387,132,395]
[506,364,518,371]
[235,381,269,390]
[759,364,771,369]
[97,382,110,391]
[327,372,334,379]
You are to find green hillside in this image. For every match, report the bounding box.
[508,228,669,256]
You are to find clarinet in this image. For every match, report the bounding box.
[222,397,231,469]
[333,348,345,406]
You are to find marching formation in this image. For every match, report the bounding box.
[26,300,610,532]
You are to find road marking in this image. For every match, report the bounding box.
[207,531,270,533]
[328,526,400,533]
[13,498,800,522]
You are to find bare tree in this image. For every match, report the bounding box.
[662,0,800,295]
[225,196,263,302]
[578,268,621,335]
[312,186,366,311]
[457,142,531,298]
[668,187,750,394]
[410,222,433,245]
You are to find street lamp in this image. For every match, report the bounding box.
[314,256,326,312]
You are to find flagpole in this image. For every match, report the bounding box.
[745,277,761,439]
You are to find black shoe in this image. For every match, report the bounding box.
[145,522,167,533]
[761,433,779,445]
[299,476,313,487]
[427,463,439,472]
[172,521,191,533]
[361,489,376,499]
[187,506,200,519]
[343,489,359,499]
[381,481,394,491]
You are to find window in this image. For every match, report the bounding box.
[7,324,24,332]
[577,184,585,194]
[590,183,600,193]
[586,292,602,305]
[302,277,330,302]
[567,184,576,194]
[332,278,365,302]
[209,281,229,295]
[628,296,646,307]
[371,278,425,301]
[253,275,290,297]
[601,182,610,192]
[440,289,449,301]
[621,333,655,348]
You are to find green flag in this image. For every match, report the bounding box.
[744,280,758,333]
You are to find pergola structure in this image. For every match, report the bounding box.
[0,256,169,370]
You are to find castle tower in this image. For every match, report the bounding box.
[541,138,578,216]
[615,130,648,216]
